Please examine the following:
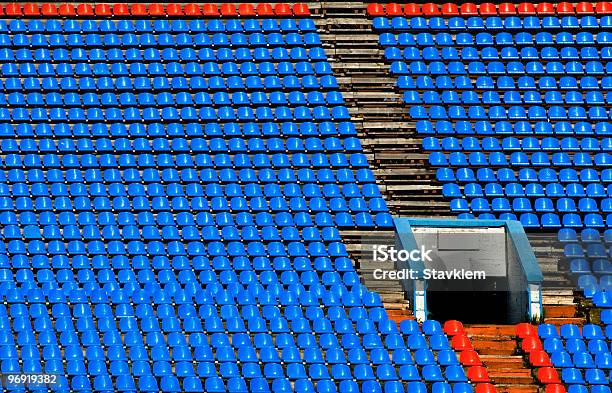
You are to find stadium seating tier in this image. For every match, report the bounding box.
[0,5,482,393]
[371,7,612,295]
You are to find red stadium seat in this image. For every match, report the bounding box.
[275,3,293,16]
[441,3,460,15]
[475,383,497,393]
[521,337,543,353]
[451,335,473,351]
[113,3,130,16]
[385,3,404,16]
[58,3,76,16]
[256,3,274,16]
[537,367,561,384]
[517,2,536,14]
[131,4,148,16]
[460,3,478,15]
[575,2,595,14]
[219,4,237,16]
[556,2,575,14]
[183,4,202,16]
[536,2,555,14]
[422,3,441,15]
[546,385,567,393]
[499,3,517,15]
[76,3,94,16]
[148,4,165,16]
[479,3,497,15]
[202,4,219,16]
[403,3,421,15]
[367,3,385,16]
[4,3,22,15]
[238,4,257,16]
[23,3,40,15]
[443,320,464,336]
[166,4,183,16]
[516,323,536,338]
[467,366,491,383]
[41,3,59,16]
[596,2,612,14]
[460,350,482,366]
[95,4,112,16]
[293,3,310,16]
[529,350,552,367]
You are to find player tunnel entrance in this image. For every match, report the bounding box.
[394,218,543,324]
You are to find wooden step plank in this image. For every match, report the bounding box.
[495,386,539,393]
[543,304,578,318]
[480,355,527,370]
[490,375,536,385]
[465,325,518,337]
[543,317,587,326]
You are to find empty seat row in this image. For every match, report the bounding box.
[0,90,343,108]
[0,191,385,211]
[430,150,612,167]
[570,259,612,276]
[445,183,612,200]
[416,120,612,136]
[0,222,351,244]
[566,243,612,259]
[373,15,611,31]
[379,31,612,46]
[367,2,612,17]
[397,74,610,90]
[450,196,612,215]
[0,60,331,78]
[439,167,612,185]
[424,136,612,153]
[0,3,311,18]
[0,182,382,204]
[0,121,358,138]
[0,32,322,49]
[0,48,329,67]
[407,90,612,106]
[386,45,611,61]
[456,211,609,229]
[0,134,363,153]
[393,60,612,76]
[0,75,338,93]
[444,182,612,199]
[559,228,612,243]
[4,253,357,278]
[436,168,610,188]
[0,162,372,184]
[0,43,330,61]
[0,105,350,122]
[411,104,609,122]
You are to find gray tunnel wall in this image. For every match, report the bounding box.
[394,218,543,323]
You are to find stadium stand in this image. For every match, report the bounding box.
[516,317,612,393]
[367,2,612,392]
[0,3,497,393]
[0,1,609,393]
[370,3,612,290]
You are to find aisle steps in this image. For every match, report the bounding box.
[465,325,540,393]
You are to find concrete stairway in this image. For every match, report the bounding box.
[311,0,583,340]
[543,289,586,326]
[316,1,580,321]
[315,2,451,218]
[465,325,540,393]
